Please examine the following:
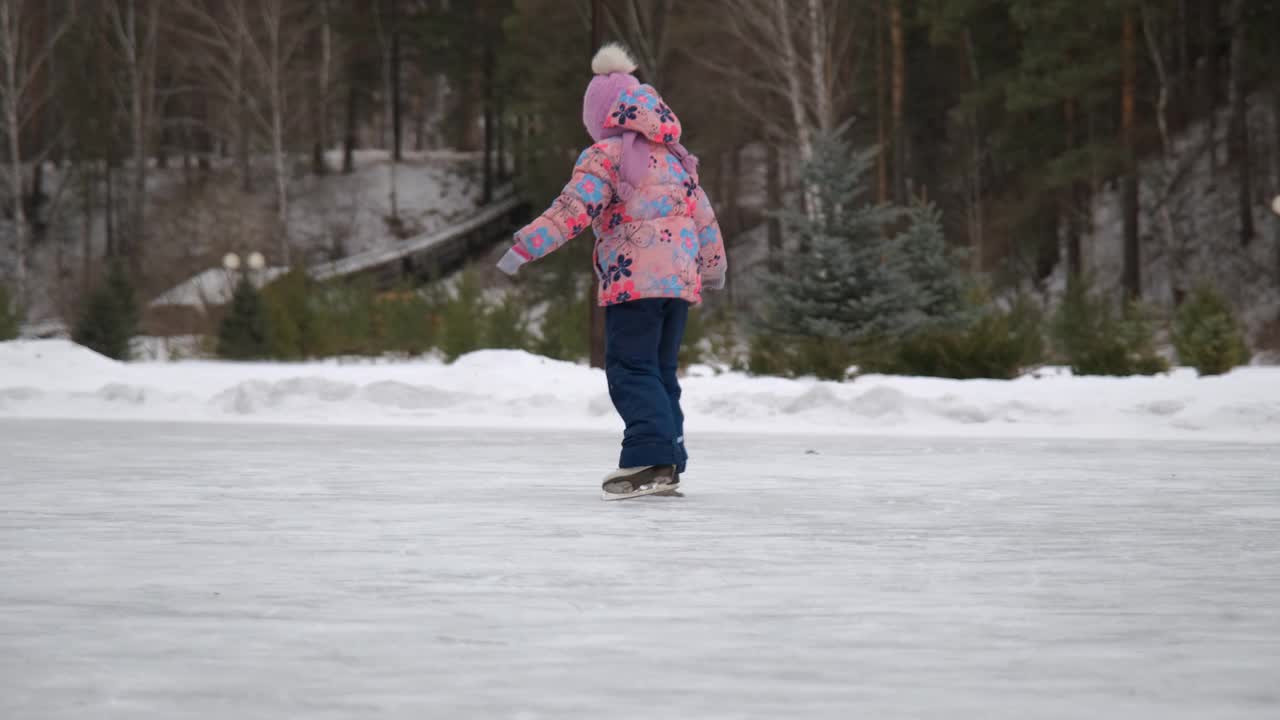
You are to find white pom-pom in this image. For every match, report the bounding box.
[591,43,638,75]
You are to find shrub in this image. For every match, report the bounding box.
[1173,283,1250,376]
[73,261,139,360]
[375,288,438,356]
[309,280,379,356]
[1051,279,1168,376]
[0,284,18,341]
[485,290,530,351]
[439,270,488,362]
[534,280,591,362]
[217,276,270,360]
[748,334,853,381]
[864,294,1045,379]
[679,304,707,368]
[261,270,314,360]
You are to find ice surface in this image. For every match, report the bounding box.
[1,420,1278,719]
[3,339,1280,443]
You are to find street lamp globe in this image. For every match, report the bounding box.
[247,252,266,271]
[1271,194,1280,217]
[222,253,241,271]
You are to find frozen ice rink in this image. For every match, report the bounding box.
[2,419,1278,719]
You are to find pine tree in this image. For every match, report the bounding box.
[763,130,968,344]
[440,269,487,362]
[73,262,140,360]
[890,203,971,334]
[1173,284,1251,376]
[0,284,19,341]
[485,291,529,351]
[217,277,270,360]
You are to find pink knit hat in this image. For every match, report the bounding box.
[582,44,698,199]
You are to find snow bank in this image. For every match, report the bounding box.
[2,339,1279,442]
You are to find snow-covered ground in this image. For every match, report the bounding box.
[2,339,1280,442]
[2,149,485,325]
[2,420,1277,719]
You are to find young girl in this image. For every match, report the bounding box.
[496,44,727,500]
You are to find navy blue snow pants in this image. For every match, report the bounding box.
[605,298,690,473]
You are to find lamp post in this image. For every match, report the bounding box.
[246,252,266,284]
[222,251,266,301]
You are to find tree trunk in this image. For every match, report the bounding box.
[496,86,507,182]
[390,0,402,163]
[343,75,358,174]
[105,157,116,259]
[268,7,291,266]
[3,87,25,309]
[235,11,251,192]
[875,0,887,203]
[806,0,831,131]
[889,0,906,203]
[415,78,428,151]
[1201,0,1219,171]
[1064,100,1082,279]
[726,145,741,237]
[111,0,156,272]
[724,145,742,302]
[964,28,984,272]
[481,34,495,205]
[766,141,782,273]
[1122,10,1141,301]
[1142,2,1188,303]
[313,0,331,175]
[197,90,212,171]
[378,0,399,220]
[774,0,810,164]
[81,161,94,290]
[1226,0,1254,246]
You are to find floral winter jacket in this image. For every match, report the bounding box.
[499,86,726,306]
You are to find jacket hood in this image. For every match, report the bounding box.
[601,83,683,145]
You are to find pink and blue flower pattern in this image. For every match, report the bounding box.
[508,84,726,306]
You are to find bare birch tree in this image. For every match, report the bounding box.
[178,0,313,266]
[699,0,864,209]
[374,0,398,222]
[602,0,675,87]
[105,0,159,269]
[0,0,76,309]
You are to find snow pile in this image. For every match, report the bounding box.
[2,339,1279,442]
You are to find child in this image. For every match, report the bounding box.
[496,43,727,500]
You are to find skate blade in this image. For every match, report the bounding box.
[601,483,678,501]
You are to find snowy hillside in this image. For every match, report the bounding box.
[1060,99,1280,341]
[2,340,1278,443]
[4,150,485,326]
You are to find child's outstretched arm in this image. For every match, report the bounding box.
[497,144,616,275]
[692,186,727,290]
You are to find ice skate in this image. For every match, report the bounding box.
[601,465,678,501]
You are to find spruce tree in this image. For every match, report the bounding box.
[890,203,971,334]
[763,130,969,345]
[217,277,270,360]
[764,132,904,341]
[73,262,140,360]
